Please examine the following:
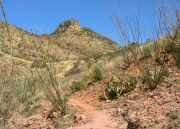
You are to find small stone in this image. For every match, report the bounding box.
[23,121,30,127]
[169,86,178,93]
[163,98,171,104]
[52,112,58,118]
[148,93,155,98]
[47,124,54,129]
[74,113,88,125]
[28,120,34,125]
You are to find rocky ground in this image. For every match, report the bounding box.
[66,61,180,129]
[5,58,180,129]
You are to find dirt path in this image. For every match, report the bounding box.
[68,97,127,129]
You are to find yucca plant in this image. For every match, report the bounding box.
[141,65,169,90]
[71,80,85,92]
[141,46,152,60]
[93,66,103,81]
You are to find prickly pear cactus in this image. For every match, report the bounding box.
[103,75,123,100]
[102,76,137,100]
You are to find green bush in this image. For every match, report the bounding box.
[141,46,152,60]
[121,47,131,67]
[0,90,15,125]
[14,74,38,105]
[93,66,103,81]
[120,44,140,68]
[142,68,169,90]
[123,77,138,93]
[101,76,137,100]
[71,80,85,92]
[165,40,180,68]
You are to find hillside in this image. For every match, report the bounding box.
[0,14,179,129]
[0,19,119,62]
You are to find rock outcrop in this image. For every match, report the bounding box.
[55,19,81,33]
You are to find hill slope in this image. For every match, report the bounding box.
[0,19,119,62]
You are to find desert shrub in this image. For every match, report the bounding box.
[155,56,165,65]
[112,5,178,93]
[141,46,152,60]
[83,49,103,63]
[128,42,140,61]
[32,42,68,116]
[71,80,85,92]
[93,66,103,81]
[123,77,138,93]
[165,40,180,68]
[14,74,38,105]
[31,59,47,68]
[120,44,140,68]
[0,89,15,126]
[0,77,17,126]
[36,61,67,116]
[142,68,169,90]
[101,76,137,100]
[0,2,14,126]
[121,47,131,67]
[107,49,121,61]
[137,40,171,90]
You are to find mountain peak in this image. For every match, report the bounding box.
[55,19,81,33]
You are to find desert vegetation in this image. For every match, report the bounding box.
[0,0,180,129]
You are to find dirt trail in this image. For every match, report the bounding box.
[68,97,127,129]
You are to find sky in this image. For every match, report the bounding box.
[0,0,179,45]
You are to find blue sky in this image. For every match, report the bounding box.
[0,0,179,44]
